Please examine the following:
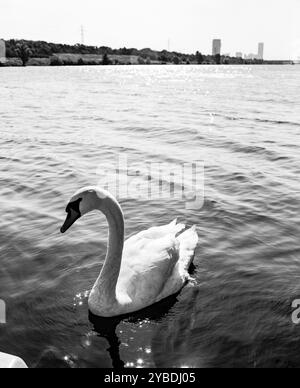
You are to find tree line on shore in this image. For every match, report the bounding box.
[3,39,264,66]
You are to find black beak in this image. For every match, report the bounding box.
[60,210,81,233]
[60,198,82,234]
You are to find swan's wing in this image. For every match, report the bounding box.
[123,219,185,260]
[141,219,185,239]
[152,226,199,302]
[117,223,199,310]
[125,219,185,249]
[118,233,181,305]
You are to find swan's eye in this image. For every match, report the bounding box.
[66,198,82,214]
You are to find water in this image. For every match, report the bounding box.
[0,65,300,368]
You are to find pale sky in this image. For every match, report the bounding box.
[0,0,299,59]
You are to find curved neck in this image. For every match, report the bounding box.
[93,196,125,304]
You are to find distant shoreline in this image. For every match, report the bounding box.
[0,39,295,67]
[0,55,295,68]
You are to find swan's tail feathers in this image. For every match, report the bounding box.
[177,226,199,272]
[174,223,186,236]
[169,219,186,236]
[178,225,199,248]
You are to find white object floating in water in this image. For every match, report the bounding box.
[0,352,28,368]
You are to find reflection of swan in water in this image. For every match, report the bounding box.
[89,314,125,369]
[89,293,182,369]
[61,187,199,318]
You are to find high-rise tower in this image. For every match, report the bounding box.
[0,39,6,63]
[258,42,264,60]
[212,39,222,56]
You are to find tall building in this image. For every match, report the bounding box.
[0,39,6,63]
[212,39,222,56]
[258,42,264,60]
[236,52,243,58]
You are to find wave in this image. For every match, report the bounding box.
[214,113,300,128]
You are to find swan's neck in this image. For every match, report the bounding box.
[91,196,124,307]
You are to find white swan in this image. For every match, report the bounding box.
[61,187,199,318]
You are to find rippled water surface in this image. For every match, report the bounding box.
[0,65,300,368]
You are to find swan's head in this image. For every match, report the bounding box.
[60,187,113,234]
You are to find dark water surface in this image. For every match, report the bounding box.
[0,65,300,368]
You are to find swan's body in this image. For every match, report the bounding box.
[61,187,199,318]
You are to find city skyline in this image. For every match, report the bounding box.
[211,40,265,60]
[0,0,299,60]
